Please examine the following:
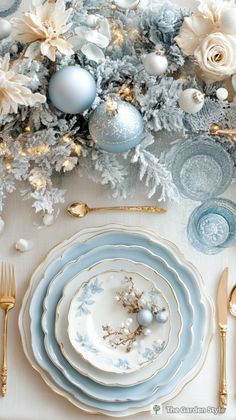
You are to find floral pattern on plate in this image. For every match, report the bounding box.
[68,270,170,374]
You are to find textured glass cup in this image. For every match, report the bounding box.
[187,198,236,254]
[171,139,234,201]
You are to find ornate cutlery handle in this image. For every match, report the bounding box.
[89,206,166,214]
[219,327,227,410]
[1,310,8,396]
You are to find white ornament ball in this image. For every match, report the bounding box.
[137,309,153,327]
[143,52,168,76]
[216,87,228,101]
[0,216,5,236]
[15,239,33,252]
[178,88,205,114]
[48,66,97,114]
[0,19,11,41]
[219,8,236,34]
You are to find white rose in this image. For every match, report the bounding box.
[194,32,236,83]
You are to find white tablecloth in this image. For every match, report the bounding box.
[0,173,236,420]
[1,0,236,419]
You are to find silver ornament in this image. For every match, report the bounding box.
[89,99,144,153]
[155,308,169,324]
[0,19,11,40]
[137,309,153,327]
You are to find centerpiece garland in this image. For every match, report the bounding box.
[0,0,236,215]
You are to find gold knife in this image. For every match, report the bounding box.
[217,267,228,410]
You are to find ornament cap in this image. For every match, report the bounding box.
[105,99,118,116]
[193,91,205,104]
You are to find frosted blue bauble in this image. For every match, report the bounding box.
[137,309,153,327]
[48,66,96,114]
[89,100,144,153]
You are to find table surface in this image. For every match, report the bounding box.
[1,1,236,419]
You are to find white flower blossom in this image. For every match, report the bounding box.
[11,0,74,61]
[0,54,46,115]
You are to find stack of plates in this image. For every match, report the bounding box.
[19,224,214,416]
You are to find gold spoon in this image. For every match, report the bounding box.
[67,202,167,218]
[229,284,236,318]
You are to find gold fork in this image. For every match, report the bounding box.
[0,263,16,397]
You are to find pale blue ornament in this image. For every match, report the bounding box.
[89,99,144,153]
[155,308,169,323]
[48,66,97,114]
[137,309,153,327]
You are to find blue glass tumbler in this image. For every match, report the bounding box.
[187,198,236,254]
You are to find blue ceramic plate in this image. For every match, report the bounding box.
[41,247,192,401]
[22,226,213,415]
[0,0,22,17]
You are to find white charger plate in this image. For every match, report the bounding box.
[56,259,182,386]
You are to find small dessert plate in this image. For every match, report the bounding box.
[68,270,170,374]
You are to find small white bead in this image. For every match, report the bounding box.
[127,318,133,324]
[125,320,130,327]
[216,88,228,101]
[15,238,33,252]
[123,328,130,335]
[124,292,129,297]
[143,328,151,336]
[130,291,136,298]
[115,295,120,301]
[132,341,138,348]
[121,322,125,328]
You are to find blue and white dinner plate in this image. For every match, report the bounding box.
[19,225,213,416]
[43,253,186,394]
[54,258,183,387]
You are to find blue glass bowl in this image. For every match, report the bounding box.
[171,139,234,201]
[187,198,236,254]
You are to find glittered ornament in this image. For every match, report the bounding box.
[216,88,228,101]
[178,88,205,114]
[89,99,144,153]
[219,8,236,34]
[48,66,97,114]
[136,309,153,327]
[0,18,11,40]
[143,51,168,76]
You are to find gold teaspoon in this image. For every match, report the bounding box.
[67,202,167,218]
